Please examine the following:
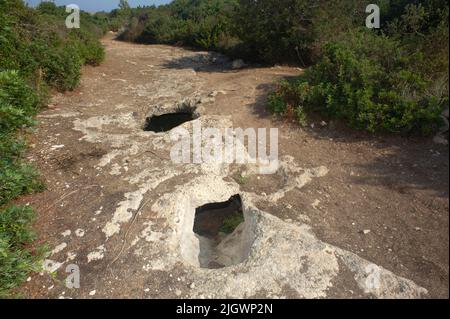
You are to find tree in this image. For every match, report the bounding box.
[119,0,131,11]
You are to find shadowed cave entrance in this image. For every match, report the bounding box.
[193,195,246,269]
[144,111,195,133]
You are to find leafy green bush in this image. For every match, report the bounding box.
[42,44,82,91]
[117,1,448,135]
[0,205,46,298]
[0,71,39,133]
[0,139,44,208]
[0,0,105,297]
[233,0,314,64]
[269,27,448,134]
[0,69,45,297]
[118,0,237,52]
[1,0,105,92]
[69,30,105,66]
[0,70,43,206]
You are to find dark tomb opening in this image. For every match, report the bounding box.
[193,195,246,269]
[144,112,195,132]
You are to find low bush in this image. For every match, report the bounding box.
[0,133,45,209]
[0,71,39,133]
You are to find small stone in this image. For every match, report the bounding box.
[89,290,96,296]
[433,135,448,145]
[362,229,371,235]
[75,229,85,237]
[190,283,195,289]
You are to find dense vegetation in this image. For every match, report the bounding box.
[0,0,105,297]
[116,0,448,134]
[115,0,240,53]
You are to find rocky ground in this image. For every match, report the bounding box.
[16,34,448,298]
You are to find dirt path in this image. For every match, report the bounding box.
[18,34,448,298]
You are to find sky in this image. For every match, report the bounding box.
[25,0,171,12]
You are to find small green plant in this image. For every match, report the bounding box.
[295,107,307,126]
[220,212,244,234]
[0,71,39,133]
[233,172,249,185]
[69,30,105,66]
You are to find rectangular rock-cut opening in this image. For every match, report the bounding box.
[144,111,195,133]
[194,195,244,239]
[193,195,245,269]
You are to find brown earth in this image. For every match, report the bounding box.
[16,34,448,298]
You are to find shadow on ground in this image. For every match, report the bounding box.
[161,52,268,73]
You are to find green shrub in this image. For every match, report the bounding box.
[234,0,315,64]
[41,44,82,91]
[69,30,105,66]
[268,92,287,115]
[118,0,237,52]
[268,80,309,126]
[0,71,39,133]
[0,205,46,298]
[0,0,105,297]
[194,19,222,50]
[269,29,447,134]
[0,148,44,208]
[1,0,105,92]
